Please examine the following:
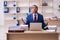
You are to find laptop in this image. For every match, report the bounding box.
[30,23,43,31]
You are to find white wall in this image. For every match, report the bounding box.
[0,0,7,40]
[0,0,4,25]
[0,26,8,40]
[54,0,60,18]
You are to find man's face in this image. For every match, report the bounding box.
[31,6,38,13]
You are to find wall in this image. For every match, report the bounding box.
[0,0,7,40]
[54,0,60,18]
[0,0,4,25]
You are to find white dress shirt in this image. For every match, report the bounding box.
[33,13,38,21]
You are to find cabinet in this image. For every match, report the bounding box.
[7,32,59,40]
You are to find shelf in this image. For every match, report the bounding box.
[4,20,17,26]
[29,6,42,8]
[9,8,16,13]
[8,6,16,9]
[42,0,53,2]
[17,14,27,17]
[7,1,15,7]
[4,14,17,20]
[42,13,55,17]
[4,13,13,16]
[4,13,12,15]
[6,6,16,8]
[4,13,28,15]
[42,10,53,13]
[19,7,29,13]
[4,17,17,20]
[17,17,26,20]
[4,18,17,20]
[38,8,42,13]
[42,6,53,8]
[4,0,54,25]
[17,13,28,14]
[4,20,17,22]
[16,0,29,7]
[29,0,42,7]
[16,6,29,8]
[16,0,29,2]
[4,0,14,1]
[17,5,29,8]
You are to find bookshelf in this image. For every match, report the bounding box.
[4,0,54,26]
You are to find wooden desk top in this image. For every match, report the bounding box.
[7,31,59,35]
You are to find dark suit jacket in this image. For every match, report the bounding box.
[26,13,47,29]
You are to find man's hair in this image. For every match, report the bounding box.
[32,5,38,9]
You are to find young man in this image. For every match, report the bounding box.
[20,5,48,30]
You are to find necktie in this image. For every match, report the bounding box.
[34,14,36,22]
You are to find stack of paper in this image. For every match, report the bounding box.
[20,25,28,31]
[46,30,55,32]
[8,26,20,30]
[8,25,28,31]
[57,26,60,32]
[47,25,57,32]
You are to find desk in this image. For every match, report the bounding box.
[7,31,59,40]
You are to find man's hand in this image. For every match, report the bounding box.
[20,18,25,24]
[45,18,52,25]
[47,18,52,24]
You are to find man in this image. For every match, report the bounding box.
[20,5,48,30]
